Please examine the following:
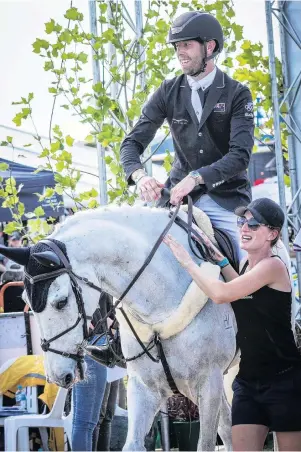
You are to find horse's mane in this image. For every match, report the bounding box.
[51,204,168,238]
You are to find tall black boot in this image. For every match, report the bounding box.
[85,330,126,368]
[97,420,112,451]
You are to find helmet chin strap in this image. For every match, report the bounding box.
[190,40,208,77]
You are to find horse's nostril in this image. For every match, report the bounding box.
[64,373,73,387]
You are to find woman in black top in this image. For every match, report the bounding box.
[164,197,301,451]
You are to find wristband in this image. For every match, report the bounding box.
[216,257,229,268]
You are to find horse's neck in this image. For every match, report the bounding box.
[55,208,191,322]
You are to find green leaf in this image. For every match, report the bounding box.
[18,203,25,216]
[85,134,94,144]
[77,52,88,64]
[3,222,20,235]
[45,19,61,34]
[44,187,55,198]
[48,87,57,94]
[56,161,65,172]
[0,163,9,171]
[64,7,84,21]
[66,135,74,147]
[50,141,61,152]
[34,206,45,217]
[44,60,54,71]
[7,136,13,144]
[23,143,33,147]
[32,38,50,54]
[0,141,8,147]
[59,30,72,44]
[88,199,99,209]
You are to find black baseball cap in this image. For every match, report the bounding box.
[234,198,285,229]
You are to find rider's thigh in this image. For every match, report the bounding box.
[232,424,268,451]
[194,194,245,260]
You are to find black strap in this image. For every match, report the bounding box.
[155,335,180,395]
[24,312,33,355]
[240,260,249,275]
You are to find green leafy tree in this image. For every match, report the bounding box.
[0,0,286,239]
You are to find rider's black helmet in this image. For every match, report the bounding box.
[168,11,224,59]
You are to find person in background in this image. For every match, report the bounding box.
[0,263,24,312]
[72,292,118,451]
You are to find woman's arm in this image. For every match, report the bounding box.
[163,235,284,304]
[190,223,239,281]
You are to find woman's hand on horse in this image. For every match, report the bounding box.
[163,234,194,268]
[191,227,224,263]
[138,176,164,203]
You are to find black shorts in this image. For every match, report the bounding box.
[232,366,301,432]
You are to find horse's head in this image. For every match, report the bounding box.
[0,240,99,388]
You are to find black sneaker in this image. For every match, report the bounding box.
[85,334,126,369]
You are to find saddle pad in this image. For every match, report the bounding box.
[116,262,220,343]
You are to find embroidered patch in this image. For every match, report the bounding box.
[172,118,189,125]
[213,103,226,113]
[245,102,254,112]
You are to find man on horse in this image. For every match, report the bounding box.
[90,10,255,365]
[120,10,254,259]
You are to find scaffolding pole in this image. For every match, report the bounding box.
[135,0,152,176]
[265,0,289,249]
[89,0,108,205]
[265,0,301,302]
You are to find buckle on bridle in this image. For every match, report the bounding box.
[41,339,50,352]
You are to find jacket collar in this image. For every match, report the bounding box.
[181,67,225,129]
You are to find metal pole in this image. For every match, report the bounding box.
[135,0,152,176]
[107,1,118,100]
[265,0,289,249]
[160,402,170,451]
[89,0,108,205]
[278,0,301,302]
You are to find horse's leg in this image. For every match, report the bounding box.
[123,375,163,451]
[217,387,233,451]
[197,367,224,451]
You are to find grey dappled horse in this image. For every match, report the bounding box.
[1,206,237,451]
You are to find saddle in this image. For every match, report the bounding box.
[159,189,240,272]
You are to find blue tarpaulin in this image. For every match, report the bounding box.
[0,158,64,222]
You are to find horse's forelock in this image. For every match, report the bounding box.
[25,240,68,313]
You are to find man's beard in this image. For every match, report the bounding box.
[181,57,205,76]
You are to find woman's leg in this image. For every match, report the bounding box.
[96,380,119,451]
[232,424,268,451]
[72,354,107,451]
[275,432,301,451]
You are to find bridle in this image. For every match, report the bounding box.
[24,196,214,375]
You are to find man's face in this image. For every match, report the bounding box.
[175,39,215,75]
[175,40,205,75]
[8,238,21,248]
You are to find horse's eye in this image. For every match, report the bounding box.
[54,298,68,310]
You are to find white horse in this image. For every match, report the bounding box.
[0,205,237,451]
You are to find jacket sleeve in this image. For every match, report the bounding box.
[197,86,254,191]
[120,82,167,184]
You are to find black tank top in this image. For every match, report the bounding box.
[231,258,301,380]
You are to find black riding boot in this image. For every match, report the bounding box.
[86,331,126,368]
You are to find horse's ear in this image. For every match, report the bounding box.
[0,245,30,266]
[32,251,61,268]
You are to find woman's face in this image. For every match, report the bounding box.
[239,211,278,251]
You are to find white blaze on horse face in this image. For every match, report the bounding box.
[35,274,82,385]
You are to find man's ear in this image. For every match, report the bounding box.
[206,40,216,57]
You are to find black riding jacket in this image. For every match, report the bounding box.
[120,68,255,211]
